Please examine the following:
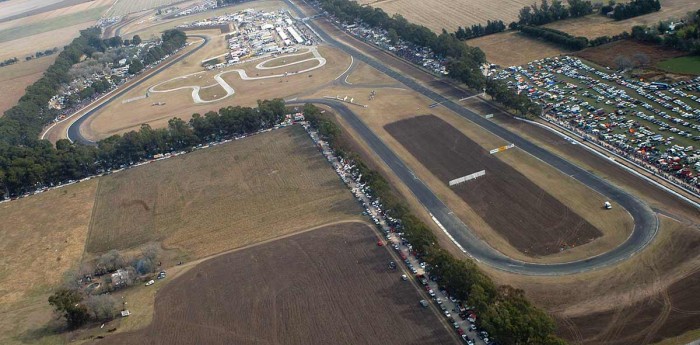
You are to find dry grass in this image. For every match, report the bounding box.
[0,22,96,62]
[545,0,700,38]
[0,56,57,114]
[0,180,99,345]
[87,125,361,258]
[345,60,399,86]
[108,0,184,17]
[468,31,571,67]
[357,0,530,32]
[79,44,351,141]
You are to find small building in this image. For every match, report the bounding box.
[111,269,129,288]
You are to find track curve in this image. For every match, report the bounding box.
[289,99,658,275]
[66,34,209,145]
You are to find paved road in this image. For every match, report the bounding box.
[67,35,209,145]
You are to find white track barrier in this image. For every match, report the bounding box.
[449,170,485,186]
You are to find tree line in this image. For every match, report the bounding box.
[317,0,541,116]
[303,104,566,345]
[520,25,589,50]
[516,0,593,27]
[25,47,59,61]
[601,0,661,21]
[454,20,507,40]
[0,57,18,67]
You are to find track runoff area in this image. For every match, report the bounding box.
[283,0,662,275]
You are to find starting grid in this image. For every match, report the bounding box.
[448,170,486,186]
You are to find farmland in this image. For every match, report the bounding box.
[0,56,56,114]
[96,222,457,345]
[107,0,187,17]
[385,115,602,256]
[0,6,106,43]
[355,0,529,33]
[87,125,361,257]
[468,31,570,67]
[0,180,99,345]
[544,0,700,39]
[575,40,687,70]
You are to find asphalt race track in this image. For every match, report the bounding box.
[69,2,659,275]
[66,35,209,144]
[282,0,659,275]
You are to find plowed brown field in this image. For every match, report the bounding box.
[385,115,602,256]
[95,222,457,345]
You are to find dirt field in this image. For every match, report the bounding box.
[0,0,90,23]
[468,31,570,67]
[356,0,530,32]
[0,56,57,114]
[87,126,360,257]
[385,115,601,256]
[95,222,457,345]
[575,40,688,69]
[545,0,700,38]
[0,180,99,345]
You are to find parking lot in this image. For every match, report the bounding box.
[491,57,700,194]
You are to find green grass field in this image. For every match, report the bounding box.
[0,6,107,44]
[657,56,700,75]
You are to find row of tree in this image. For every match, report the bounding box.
[454,20,507,40]
[0,57,18,67]
[0,99,286,197]
[303,104,566,345]
[520,25,590,50]
[25,47,59,61]
[517,0,593,27]
[601,0,661,21]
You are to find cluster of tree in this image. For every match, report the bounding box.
[0,57,18,67]
[303,103,566,345]
[601,0,661,20]
[77,77,112,100]
[517,0,593,27]
[520,25,589,50]
[0,99,286,198]
[486,79,543,117]
[630,11,700,54]
[142,29,187,66]
[454,20,507,40]
[49,289,120,329]
[588,31,630,47]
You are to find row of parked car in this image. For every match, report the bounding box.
[493,56,700,192]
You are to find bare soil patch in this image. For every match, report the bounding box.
[95,222,457,345]
[385,115,602,256]
[87,126,361,257]
[575,40,687,69]
[468,31,570,67]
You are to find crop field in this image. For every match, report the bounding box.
[575,40,687,70]
[0,56,57,114]
[356,0,529,32]
[0,6,106,43]
[468,31,570,67]
[0,180,98,345]
[87,126,361,257]
[107,0,185,17]
[0,0,90,23]
[96,222,456,345]
[544,0,700,39]
[658,56,700,76]
[385,115,602,256]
